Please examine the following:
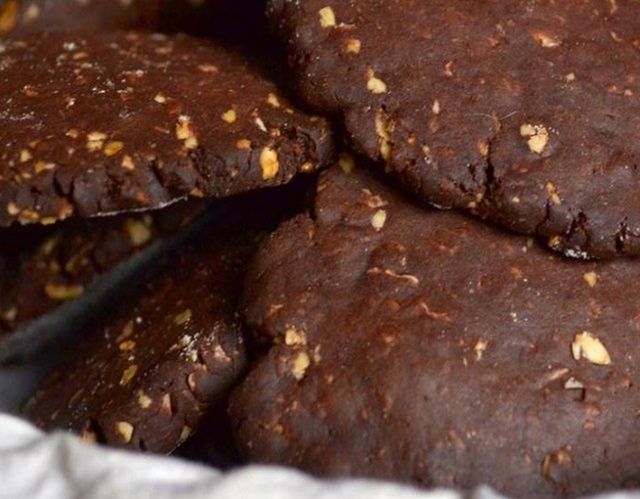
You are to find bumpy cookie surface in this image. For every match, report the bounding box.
[268,0,640,258]
[24,227,251,453]
[0,31,332,225]
[231,159,640,497]
[0,200,203,335]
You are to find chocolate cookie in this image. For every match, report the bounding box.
[230,159,640,497]
[0,200,203,335]
[0,31,332,226]
[22,175,314,454]
[268,0,640,258]
[23,230,252,454]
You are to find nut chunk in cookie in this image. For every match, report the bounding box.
[231,158,640,497]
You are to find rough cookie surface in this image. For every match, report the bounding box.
[268,0,640,258]
[0,31,332,225]
[0,200,204,336]
[231,161,640,497]
[23,227,252,454]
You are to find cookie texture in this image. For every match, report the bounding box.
[24,229,251,454]
[268,0,640,258]
[231,161,640,497]
[0,31,332,226]
[0,200,203,335]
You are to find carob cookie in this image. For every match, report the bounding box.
[23,227,250,454]
[268,0,640,258]
[230,159,640,497]
[0,30,332,226]
[0,200,204,335]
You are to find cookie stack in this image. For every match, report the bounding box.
[2,0,640,497]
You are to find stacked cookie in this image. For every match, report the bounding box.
[3,0,640,497]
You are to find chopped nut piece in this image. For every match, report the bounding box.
[221,109,237,123]
[236,139,252,150]
[19,149,32,163]
[285,327,307,346]
[344,38,362,54]
[115,421,134,443]
[571,332,611,366]
[267,93,281,108]
[583,271,598,288]
[137,391,152,409]
[318,6,336,28]
[339,152,355,173]
[371,209,388,231]
[520,123,550,154]
[86,131,107,152]
[432,100,441,115]
[124,218,152,247]
[531,31,562,48]
[119,364,138,386]
[121,155,135,170]
[375,111,393,160]
[564,377,585,390]
[260,147,279,180]
[174,309,192,326]
[545,182,561,205]
[44,283,84,301]
[367,71,388,94]
[119,340,136,352]
[154,93,167,104]
[104,141,124,157]
[176,115,198,149]
[291,351,311,380]
[179,426,192,443]
[474,339,488,360]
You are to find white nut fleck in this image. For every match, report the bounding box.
[371,209,387,231]
[318,6,336,28]
[520,123,549,154]
[571,332,611,366]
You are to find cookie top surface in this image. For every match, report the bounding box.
[268,0,640,258]
[0,31,332,226]
[24,226,253,453]
[231,159,640,497]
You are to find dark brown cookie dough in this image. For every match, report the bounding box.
[0,31,332,226]
[23,228,252,454]
[267,0,640,258]
[0,200,203,335]
[231,159,640,497]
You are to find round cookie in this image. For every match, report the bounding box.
[0,31,332,226]
[23,223,252,454]
[268,0,640,258]
[230,159,640,497]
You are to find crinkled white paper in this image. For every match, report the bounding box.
[0,414,634,499]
